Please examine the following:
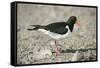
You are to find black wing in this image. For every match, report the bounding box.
[44,22,68,34]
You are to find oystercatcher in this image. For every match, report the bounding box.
[27,16,80,56]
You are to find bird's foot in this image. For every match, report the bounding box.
[55,50,61,56]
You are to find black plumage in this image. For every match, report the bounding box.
[45,22,68,34]
[27,16,77,34]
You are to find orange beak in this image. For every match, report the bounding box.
[75,20,80,27]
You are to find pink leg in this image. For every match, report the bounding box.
[55,40,60,56]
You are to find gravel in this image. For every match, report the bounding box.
[17,3,97,64]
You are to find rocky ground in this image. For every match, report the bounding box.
[17,3,97,65]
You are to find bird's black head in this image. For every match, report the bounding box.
[67,16,77,25]
[67,16,80,32]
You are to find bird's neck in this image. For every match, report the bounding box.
[67,24,74,32]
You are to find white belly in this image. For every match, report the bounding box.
[48,30,70,39]
[38,26,71,40]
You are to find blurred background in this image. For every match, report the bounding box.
[17,3,97,64]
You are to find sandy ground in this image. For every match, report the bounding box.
[17,3,97,64]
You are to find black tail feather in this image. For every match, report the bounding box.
[27,25,44,31]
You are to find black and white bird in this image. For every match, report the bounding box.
[27,16,80,56]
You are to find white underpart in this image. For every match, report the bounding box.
[38,25,71,40]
